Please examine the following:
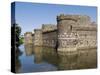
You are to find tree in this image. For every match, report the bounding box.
[11,23,22,47]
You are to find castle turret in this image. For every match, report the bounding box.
[57,14,79,54]
[24,32,33,45]
[57,14,91,25]
[34,29,42,46]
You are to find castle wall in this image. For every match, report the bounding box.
[42,30,57,47]
[42,24,57,47]
[25,14,97,56]
[24,14,97,69]
[76,30,97,48]
[72,24,97,48]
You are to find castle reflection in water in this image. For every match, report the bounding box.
[15,44,97,73]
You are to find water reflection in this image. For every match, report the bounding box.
[57,53,78,70]
[16,44,97,73]
[42,47,59,67]
[77,48,97,69]
[15,48,22,73]
[24,44,33,56]
[33,46,43,64]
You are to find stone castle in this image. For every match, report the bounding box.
[24,14,97,54]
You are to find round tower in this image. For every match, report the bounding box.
[57,14,78,53]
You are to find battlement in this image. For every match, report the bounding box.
[57,14,91,25]
[34,29,42,32]
[24,32,32,35]
[42,24,57,32]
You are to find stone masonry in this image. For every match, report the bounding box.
[57,14,97,53]
[24,32,33,44]
[24,14,97,53]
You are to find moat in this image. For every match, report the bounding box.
[16,44,97,73]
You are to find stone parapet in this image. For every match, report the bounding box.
[42,24,57,32]
[57,14,91,25]
[57,14,90,21]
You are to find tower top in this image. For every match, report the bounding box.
[34,29,41,31]
[24,32,32,35]
[57,14,90,22]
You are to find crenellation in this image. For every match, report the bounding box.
[42,24,57,32]
[57,14,91,26]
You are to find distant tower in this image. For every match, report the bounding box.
[24,32,33,45]
[34,29,42,46]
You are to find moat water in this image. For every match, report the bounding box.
[15,44,97,73]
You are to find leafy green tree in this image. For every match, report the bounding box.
[19,36,24,45]
[11,23,22,47]
[15,24,21,47]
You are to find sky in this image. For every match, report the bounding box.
[13,2,97,35]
